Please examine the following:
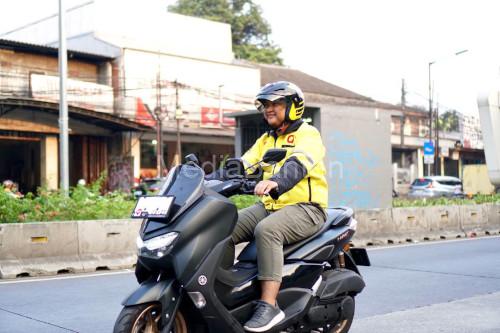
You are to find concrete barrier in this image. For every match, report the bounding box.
[353,203,500,246]
[0,222,82,279]
[78,219,142,272]
[424,206,462,239]
[459,205,488,235]
[0,219,142,279]
[2,203,500,278]
[391,207,427,242]
[484,203,500,234]
[353,209,393,246]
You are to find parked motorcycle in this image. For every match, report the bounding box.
[114,149,371,333]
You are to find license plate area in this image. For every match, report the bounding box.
[131,196,175,218]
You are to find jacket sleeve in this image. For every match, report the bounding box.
[269,157,307,196]
[288,126,325,173]
[270,127,325,196]
[241,134,265,173]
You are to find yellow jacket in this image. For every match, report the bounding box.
[242,121,328,210]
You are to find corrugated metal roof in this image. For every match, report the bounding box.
[0,38,113,62]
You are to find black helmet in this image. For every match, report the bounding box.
[255,81,305,122]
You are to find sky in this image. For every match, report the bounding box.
[1,0,500,116]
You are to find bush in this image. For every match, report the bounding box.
[0,178,260,223]
[393,194,500,208]
[230,195,260,210]
[0,176,135,223]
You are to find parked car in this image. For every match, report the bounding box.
[132,178,166,198]
[408,176,464,199]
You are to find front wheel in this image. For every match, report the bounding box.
[113,303,188,333]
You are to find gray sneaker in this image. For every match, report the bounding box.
[243,300,285,332]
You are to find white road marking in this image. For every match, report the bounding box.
[0,269,134,285]
[366,235,500,251]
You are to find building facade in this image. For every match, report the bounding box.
[0,39,146,192]
[390,106,485,194]
[2,0,261,178]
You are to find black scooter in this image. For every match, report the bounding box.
[114,149,370,333]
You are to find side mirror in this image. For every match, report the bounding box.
[224,158,245,178]
[185,153,199,166]
[262,148,287,164]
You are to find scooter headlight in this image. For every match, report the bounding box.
[136,232,179,258]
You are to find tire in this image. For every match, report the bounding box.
[326,296,355,333]
[311,296,355,333]
[113,303,188,333]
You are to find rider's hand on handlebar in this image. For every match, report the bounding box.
[254,180,278,196]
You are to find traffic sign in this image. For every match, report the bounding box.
[424,141,435,164]
[424,141,434,155]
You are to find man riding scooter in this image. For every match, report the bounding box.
[120,81,368,333]
[229,81,329,332]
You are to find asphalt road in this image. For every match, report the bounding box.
[0,236,499,333]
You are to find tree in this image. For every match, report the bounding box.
[169,0,283,65]
[439,110,460,132]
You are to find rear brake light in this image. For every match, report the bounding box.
[426,182,433,188]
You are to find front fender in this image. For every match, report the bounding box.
[122,278,181,331]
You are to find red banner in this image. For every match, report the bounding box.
[136,98,156,127]
[201,107,236,127]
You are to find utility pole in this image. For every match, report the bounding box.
[175,80,182,165]
[218,84,224,126]
[428,61,434,177]
[58,0,69,192]
[154,70,164,177]
[400,78,406,108]
[434,100,440,175]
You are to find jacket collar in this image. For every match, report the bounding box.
[268,119,304,138]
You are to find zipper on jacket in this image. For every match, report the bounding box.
[271,135,277,210]
[308,177,312,202]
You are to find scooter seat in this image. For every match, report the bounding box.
[237,207,353,262]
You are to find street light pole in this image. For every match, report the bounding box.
[58,0,69,193]
[428,61,434,177]
[155,71,163,177]
[427,49,468,177]
[175,80,182,165]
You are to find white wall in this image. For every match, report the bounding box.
[122,48,260,125]
[3,0,234,64]
[2,1,95,45]
[318,104,393,209]
[93,1,233,63]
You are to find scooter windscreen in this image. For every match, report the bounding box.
[158,164,205,220]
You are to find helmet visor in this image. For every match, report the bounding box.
[255,95,286,112]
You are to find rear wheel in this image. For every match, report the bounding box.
[113,303,188,333]
[312,296,355,333]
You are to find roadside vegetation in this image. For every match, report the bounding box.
[2,186,499,223]
[0,178,260,223]
[0,176,134,224]
[393,194,500,207]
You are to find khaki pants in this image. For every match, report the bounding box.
[228,202,326,282]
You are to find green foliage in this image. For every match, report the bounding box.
[230,194,259,209]
[393,194,500,208]
[0,176,135,224]
[438,110,460,132]
[169,0,283,64]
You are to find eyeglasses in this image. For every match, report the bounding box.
[255,98,286,112]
